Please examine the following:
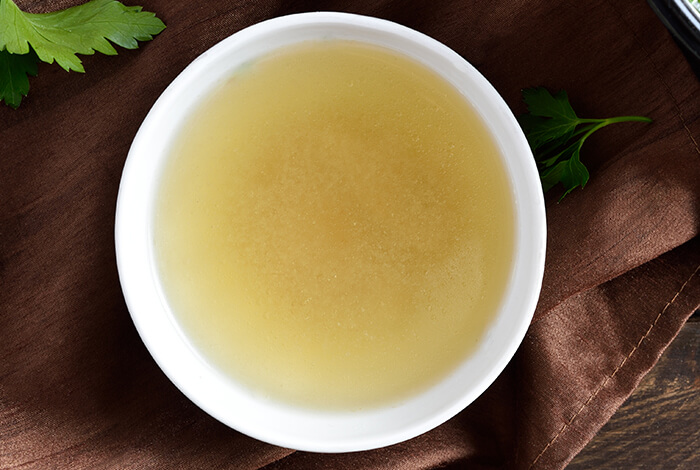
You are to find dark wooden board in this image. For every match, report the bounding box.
[568,317,699,469]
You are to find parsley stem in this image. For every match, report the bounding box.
[537,136,583,167]
[577,121,609,148]
[571,123,598,137]
[535,115,651,168]
[601,115,653,124]
[534,123,596,165]
[580,116,653,125]
[577,116,652,147]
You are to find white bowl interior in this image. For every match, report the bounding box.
[115,12,546,452]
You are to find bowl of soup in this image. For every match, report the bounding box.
[115,12,546,452]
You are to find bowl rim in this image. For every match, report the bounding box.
[115,11,546,452]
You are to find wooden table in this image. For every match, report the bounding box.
[568,311,699,469]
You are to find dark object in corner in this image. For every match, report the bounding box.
[647,0,700,78]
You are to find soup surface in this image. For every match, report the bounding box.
[154,41,514,409]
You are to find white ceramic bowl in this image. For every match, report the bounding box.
[115,12,546,452]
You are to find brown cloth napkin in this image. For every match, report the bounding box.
[2,0,699,468]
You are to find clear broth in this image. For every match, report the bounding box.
[154,41,515,409]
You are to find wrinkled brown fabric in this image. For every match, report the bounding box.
[1,0,699,469]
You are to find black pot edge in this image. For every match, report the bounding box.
[647,0,700,78]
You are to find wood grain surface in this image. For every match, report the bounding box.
[568,313,699,469]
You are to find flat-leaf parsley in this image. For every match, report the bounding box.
[0,0,165,108]
[518,87,651,199]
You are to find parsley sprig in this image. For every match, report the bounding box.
[0,0,165,108]
[518,87,652,199]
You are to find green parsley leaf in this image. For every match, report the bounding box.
[518,87,652,200]
[0,0,165,108]
[0,48,39,108]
